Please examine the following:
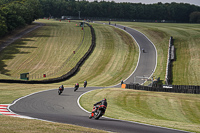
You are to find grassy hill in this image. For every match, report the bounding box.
[115,22,200,85]
[0,19,91,80]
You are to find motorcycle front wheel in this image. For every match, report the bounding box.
[94,110,102,120]
[89,113,92,119]
[74,87,78,92]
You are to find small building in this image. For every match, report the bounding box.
[20,73,29,80]
[79,22,85,27]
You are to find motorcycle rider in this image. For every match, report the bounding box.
[75,83,79,88]
[59,85,64,91]
[84,80,87,88]
[93,98,107,113]
[142,48,145,53]
[74,83,79,91]
[89,98,107,119]
[58,85,64,95]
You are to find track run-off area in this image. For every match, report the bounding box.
[6,22,189,133]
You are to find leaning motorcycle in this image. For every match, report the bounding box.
[84,82,87,88]
[58,87,63,95]
[89,105,106,120]
[74,86,79,92]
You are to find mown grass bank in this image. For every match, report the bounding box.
[114,22,200,85]
[0,19,91,80]
[80,88,200,133]
[58,22,138,86]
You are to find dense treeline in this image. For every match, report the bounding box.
[0,0,42,37]
[0,0,200,37]
[39,0,200,23]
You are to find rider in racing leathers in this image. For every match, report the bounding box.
[75,83,79,88]
[93,98,107,113]
[84,80,87,87]
[59,85,64,91]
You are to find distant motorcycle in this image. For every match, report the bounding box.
[89,105,107,120]
[74,83,79,92]
[142,48,145,53]
[84,81,87,88]
[74,86,78,91]
[58,87,63,95]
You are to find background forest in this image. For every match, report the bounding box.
[0,0,200,37]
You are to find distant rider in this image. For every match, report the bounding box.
[75,83,79,88]
[142,48,145,53]
[74,83,79,92]
[59,85,64,91]
[84,80,87,88]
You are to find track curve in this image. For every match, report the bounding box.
[10,87,186,133]
[9,23,188,133]
[108,22,157,86]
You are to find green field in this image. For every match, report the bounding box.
[0,20,199,133]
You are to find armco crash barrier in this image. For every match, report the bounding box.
[125,84,200,94]
[0,23,96,84]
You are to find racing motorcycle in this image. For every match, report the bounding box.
[58,87,63,95]
[74,83,79,92]
[84,82,87,88]
[89,105,106,120]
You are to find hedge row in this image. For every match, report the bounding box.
[0,23,95,84]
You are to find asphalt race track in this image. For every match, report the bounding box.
[97,22,157,86]
[10,87,187,133]
[9,23,188,133]
[114,24,157,85]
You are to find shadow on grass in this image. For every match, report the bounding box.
[0,39,37,76]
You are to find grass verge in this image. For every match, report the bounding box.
[80,88,200,133]
[0,115,107,133]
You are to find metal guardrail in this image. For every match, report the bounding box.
[124,84,200,94]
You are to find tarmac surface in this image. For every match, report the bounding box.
[9,22,188,133]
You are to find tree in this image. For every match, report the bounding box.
[190,11,200,23]
[0,14,7,37]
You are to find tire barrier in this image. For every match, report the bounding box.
[125,84,200,94]
[0,23,96,84]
